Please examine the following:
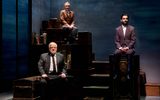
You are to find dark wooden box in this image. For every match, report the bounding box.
[77,32,92,45]
[13,76,41,99]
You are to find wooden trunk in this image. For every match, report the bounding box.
[13,76,41,100]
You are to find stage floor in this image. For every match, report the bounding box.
[0,91,160,100]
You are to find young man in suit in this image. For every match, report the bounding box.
[114,14,136,55]
[113,14,137,98]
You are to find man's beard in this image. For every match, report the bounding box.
[122,21,128,26]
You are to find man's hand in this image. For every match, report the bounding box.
[119,47,129,52]
[123,47,129,52]
[42,74,48,78]
[59,73,66,78]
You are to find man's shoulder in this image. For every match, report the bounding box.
[56,52,64,58]
[128,25,135,30]
[60,10,65,13]
[116,26,121,30]
[56,52,63,56]
[41,53,48,57]
[70,10,74,13]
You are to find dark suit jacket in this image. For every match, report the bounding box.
[38,52,66,75]
[115,25,136,50]
[60,9,75,26]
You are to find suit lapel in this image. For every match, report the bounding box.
[46,54,50,70]
[125,26,130,38]
[64,11,68,17]
[64,10,71,18]
[55,53,59,67]
[119,26,124,38]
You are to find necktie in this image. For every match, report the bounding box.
[52,55,56,73]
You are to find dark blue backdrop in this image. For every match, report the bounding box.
[1,0,160,84]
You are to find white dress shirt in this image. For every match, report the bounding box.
[122,25,126,37]
[49,54,57,73]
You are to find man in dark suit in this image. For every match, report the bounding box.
[38,42,66,77]
[114,14,136,55]
[113,14,137,98]
[60,1,78,43]
[38,42,67,100]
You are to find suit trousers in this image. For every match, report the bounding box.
[39,75,68,100]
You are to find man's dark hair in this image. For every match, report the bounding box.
[120,13,129,19]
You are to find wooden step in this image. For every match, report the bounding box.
[83,85,111,96]
[84,74,111,86]
[90,74,110,77]
[92,61,111,74]
[83,86,109,89]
